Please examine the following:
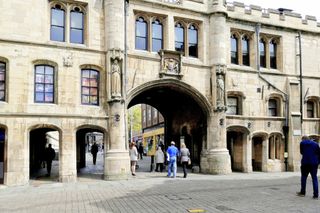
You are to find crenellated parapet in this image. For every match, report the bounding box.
[226,1,320,33]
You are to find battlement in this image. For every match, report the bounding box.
[226,1,320,32]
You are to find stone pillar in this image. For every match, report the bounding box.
[167,15,175,51]
[60,128,77,182]
[243,135,252,173]
[104,0,130,180]
[200,4,231,174]
[262,137,268,172]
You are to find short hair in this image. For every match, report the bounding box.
[302,135,309,140]
[171,141,175,145]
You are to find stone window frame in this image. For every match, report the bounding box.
[49,1,87,45]
[226,91,245,115]
[268,133,283,160]
[80,65,101,106]
[134,12,166,53]
[230,29,254,67]
[174,19,201,58]
[259,34,282,71]
[0,57,8,103]
[267,93,284,117]
[305,96,320,118]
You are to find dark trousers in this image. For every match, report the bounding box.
[155,163,164,172]
[46,161,52,175]
[139,153,143,160]
[300,164,319,197]
[182,161,188,178]
[92,154,97,165]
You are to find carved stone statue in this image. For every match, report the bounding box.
[164,58,179,74]
[111,59,121,98]
[216,74,225,107]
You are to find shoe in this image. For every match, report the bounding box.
[313,196,318,199]
[296,192,305,197]
[132,173,136,176]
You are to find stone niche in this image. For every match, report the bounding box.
[159,49,183,79]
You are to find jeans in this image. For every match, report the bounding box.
[167,157,177,177]
[300,164,319,197]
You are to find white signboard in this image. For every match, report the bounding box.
[293,130,301,136]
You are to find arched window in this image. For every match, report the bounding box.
[50,4,65,42]
[175,23,184,53]
[188,25,198,57]
[269,134,282,160]
[307,100,315,118]
[81,69,99,105]
[259,39,266,68]
[270,40,277,69]
[230,34,238,64]
[152,19,163,52]
[34,65,55,103]
[242,35,250,66]
[268,98,278,116]
[135,17,148,50]
[0,62,6,101]
[70,7,84,44]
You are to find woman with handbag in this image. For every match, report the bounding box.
[180,143,190,178]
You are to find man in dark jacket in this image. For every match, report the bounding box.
[44,144,56,177]
[91,143,99,165]
[296,136,320,199]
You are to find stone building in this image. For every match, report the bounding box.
[0,0,319,186]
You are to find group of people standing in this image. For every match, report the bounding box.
[128,141,191,178]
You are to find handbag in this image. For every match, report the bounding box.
[188,158,191,165]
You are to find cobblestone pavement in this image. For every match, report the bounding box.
[0,154,319,213]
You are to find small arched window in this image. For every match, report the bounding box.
[259,39,266,68]
[152,19,163,52]
[230,34,238,64]
[268,98,278,116]
[81,69,99,105]
[34,65,55,103]
[306,100,315,118]
[0,62,6,101]
[175,23,184,54]
[242,35,250,66]
[70,7,84,44]
[135,17,148,50]
[270,40,277,69]
[188,25,198,58]
[50,4,65,42]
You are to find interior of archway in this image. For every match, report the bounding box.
[76,128,104,180]
[128,85,207,168]
[29,128,59,181]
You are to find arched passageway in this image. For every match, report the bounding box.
[76,127,105,179]
[252,136,263,171]
[128,82,208,166]
[0,128,5,184]
[29,128,60,180]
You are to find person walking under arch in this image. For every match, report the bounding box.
[166,141,179,178]
[296,135,320,199]
[44,144,55,177]
[180,143,190,178]
[91,142,99,165]
[155,146,164,172]
[129,142,138,176]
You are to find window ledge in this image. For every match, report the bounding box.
[228,64,255,72]
[47,41,87,49]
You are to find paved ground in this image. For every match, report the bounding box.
[0,153,319,213]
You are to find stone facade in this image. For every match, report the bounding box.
[0,0,319,185]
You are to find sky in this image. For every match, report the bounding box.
[227,0,320,20]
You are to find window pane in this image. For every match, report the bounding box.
[0,91,4,100]
[189,44,198,57]
[45,66,54,75]
[188,28,197,44]
[0,73,4,81]
[231,37,237,52]
[90,71,98,78]
[152,39,162,52]
[231,36,238,64]
[51,9,64,26]
[35,84,44,92]
[0,63,5,72]
[35,74,44,83]
[51,26,64,42]
[45,75,53,84]
[36,66,45,74]
[82,95,89,104]
[35,92,44,102]
[45,93,53,102]
[0,82,4,90]
[82,87,90,95]
[242,38,250,66]
[82,78,90,86]
[90,96,98,104]
[82,70,90,78]
[90,88,97,95]
[175,42,184,52]
[270,42,277,69]
[152,23,162,39]
[136,37,147,50]
[175,26,184,43]
[136,21,147,37]
[71,11,83,28]
[45,85,53,92]
[70,29,83,44]
[90,78,98,87]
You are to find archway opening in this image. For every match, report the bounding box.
[0,128,5,184]
[252,136,263,171]
[76,128,104,179]
[227,131,244,172]
[128,84,207,174]
[29,128,60,181]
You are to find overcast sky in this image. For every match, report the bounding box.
[227,0,320,20]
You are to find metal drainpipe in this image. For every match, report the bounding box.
[255,24,289,171]
[298,32,303,127]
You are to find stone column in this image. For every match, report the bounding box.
[243,135,252,172]
[167,15,175,51]
[60,128,77,182]
[104,0,130,180]
[262,137,268,172]
[200,4,231,174]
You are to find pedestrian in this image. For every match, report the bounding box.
[296,135,320,199]
[138,143,144,160]
[44,144,55,177]
[129,142,138,176]
[180,143,190,178]
[155,146,164,172]
[166,141,179,178]
[91,142,99,165]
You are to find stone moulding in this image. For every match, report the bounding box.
[159,49,183,79]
